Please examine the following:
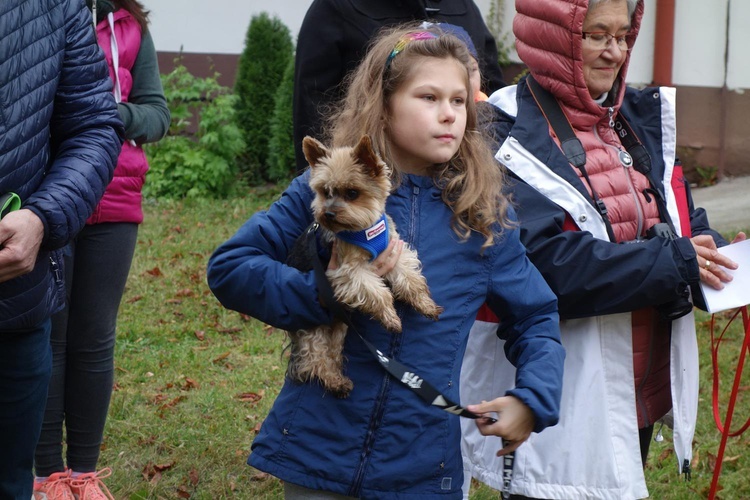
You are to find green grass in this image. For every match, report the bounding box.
[96,189,750,498]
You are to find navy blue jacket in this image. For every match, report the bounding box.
[483,82,726,319]
[208,172,564,499]
[0,0,123,330]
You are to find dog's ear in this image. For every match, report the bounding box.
[352,135,384,178]
[302,136,329,168]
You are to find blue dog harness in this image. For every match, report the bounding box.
[336,214,390,261]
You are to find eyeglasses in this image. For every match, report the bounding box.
[582,31,635,52]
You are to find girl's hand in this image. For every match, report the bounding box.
[690,234,742,290]
[468,396,535,456]
[371,239,404,277]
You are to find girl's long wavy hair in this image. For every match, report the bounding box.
[325,24,511,249]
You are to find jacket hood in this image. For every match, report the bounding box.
[513,0,644,126]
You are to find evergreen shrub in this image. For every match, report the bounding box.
[234,12,294,184]
[266,57,296,183]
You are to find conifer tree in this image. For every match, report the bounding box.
[234,12,293,183]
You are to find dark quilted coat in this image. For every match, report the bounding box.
[0,0,123,330]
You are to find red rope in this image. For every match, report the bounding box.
[708,306,750,499]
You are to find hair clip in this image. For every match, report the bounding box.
[385,31,439,70]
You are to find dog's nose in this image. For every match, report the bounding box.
[325,211,336,220]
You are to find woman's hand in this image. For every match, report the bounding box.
[468,396,535,456]
[329,238,404,277]
[690,233,744,290]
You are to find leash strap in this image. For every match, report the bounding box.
[0,192,21,219]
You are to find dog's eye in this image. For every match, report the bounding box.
[344,189,359,201]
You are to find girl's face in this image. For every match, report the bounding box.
[387,57,468,175]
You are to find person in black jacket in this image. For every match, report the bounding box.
[292,0,506,173]
[0,0,123,497]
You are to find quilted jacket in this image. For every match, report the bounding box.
[0,0,123,330]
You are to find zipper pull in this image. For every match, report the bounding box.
[49,256,63,284]
[682,458,692,481]
[608,107,615,128]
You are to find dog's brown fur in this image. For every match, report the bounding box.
[286,135,443,397]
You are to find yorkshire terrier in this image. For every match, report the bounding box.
[285,134,443,397]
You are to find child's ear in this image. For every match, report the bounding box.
[302,136,329,168]
[353,135,385,178]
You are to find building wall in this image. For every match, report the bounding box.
[149,0,750,178]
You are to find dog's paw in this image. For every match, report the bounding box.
[327,377,354,398]
[422,304,444,321]
[381,313,402,333]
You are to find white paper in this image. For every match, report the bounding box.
[700,239,750,313]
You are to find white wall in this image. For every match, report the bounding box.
[149,0,748,89]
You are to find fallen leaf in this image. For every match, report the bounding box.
[236,391,263,404]
[176,288,195,297]
[194,330,205,341]
[183,377,200,390]
[250,471,270,482]
[126,295,143,303]
[658,448,674,462]
[212,352,231,363]
[145,267,162,277]
[166,299,182,305]
[217,327,242,334]
[189,468,200,486]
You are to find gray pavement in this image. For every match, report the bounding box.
[692,176,750,234]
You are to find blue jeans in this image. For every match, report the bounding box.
[0,320,52,499]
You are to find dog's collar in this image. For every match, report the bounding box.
[336,214,390,261]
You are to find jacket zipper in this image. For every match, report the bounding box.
[593,111,645,239]
[349,184,419,495]
[49,256,63,284]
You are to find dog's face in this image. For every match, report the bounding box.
[304,135,392,233]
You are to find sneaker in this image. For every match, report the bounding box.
[32,470,75,500]
[69,468,115,500]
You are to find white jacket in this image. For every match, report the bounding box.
[460,85,699,500]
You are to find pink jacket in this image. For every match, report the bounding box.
[87,9,148,224]
[514,0,659,243]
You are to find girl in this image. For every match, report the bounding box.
[208,26,564,499]
[33,1,170,498]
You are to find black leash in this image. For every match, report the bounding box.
[301,223,514,496]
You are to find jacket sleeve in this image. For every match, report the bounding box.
[118,30,170,144]
[24,0,123,250]
[292,1,345,173]
[485,212,564,433]
[207,174,334,331]
[511,176,701,319]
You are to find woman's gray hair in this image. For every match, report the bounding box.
[588,0,637,18]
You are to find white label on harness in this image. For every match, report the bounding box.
[366,219,386,240]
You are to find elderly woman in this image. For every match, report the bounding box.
[460,0,745,498]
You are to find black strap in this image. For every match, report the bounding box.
[526,76,618,243]
[614,115,680,237]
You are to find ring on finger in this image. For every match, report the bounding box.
[704,260,712,270]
